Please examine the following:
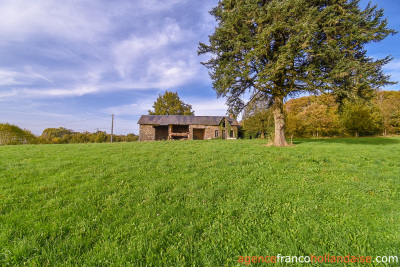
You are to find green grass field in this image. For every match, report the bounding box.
[1,138,399,266]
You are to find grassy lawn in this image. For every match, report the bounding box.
[1,138,399,266]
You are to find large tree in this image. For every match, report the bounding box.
[198,0,396,146]
[148,90,194,115]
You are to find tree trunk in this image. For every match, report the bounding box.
[273,95,288,146]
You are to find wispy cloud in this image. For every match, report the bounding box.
[0,67,53,86]
[382,59,400,90]
[0,1,212,98]
[111,18,199,89]
[106,97,229,118]
[105,102,152,117]
[0,70,24,86]
[0,0,111,44]
[0,86,99,99]
[190,98,229,116]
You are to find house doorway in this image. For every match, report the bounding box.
[154,126,168,140]
[193,128,205,140]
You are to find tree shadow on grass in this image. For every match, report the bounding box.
[293,136,400,146]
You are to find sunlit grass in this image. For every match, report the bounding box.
[1,138,399,266]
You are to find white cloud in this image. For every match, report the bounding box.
[0,67,53,87]
[0,1,214,99]
[138,0,188,12]
[105,103,151,117]
[190,98,229,116]
[0,0,195,44]
[145,56,200,88]
[110,17,201,90]
[0,0,111,44]
[106,96,229,117]
[382,59,400,90]
[385,60,400,70]
[0,70,24,86]
[0,85,99,99]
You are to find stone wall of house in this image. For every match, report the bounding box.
[139,125,155,141]
[188,125,218,140]
[206,126,220,139]
[188,125,238,139]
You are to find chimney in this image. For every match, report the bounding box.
[229,113,234,119]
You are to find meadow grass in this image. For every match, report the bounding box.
[0,138,399,266]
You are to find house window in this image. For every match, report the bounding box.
[215,130,219,138]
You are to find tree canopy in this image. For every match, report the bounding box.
[0,123,36,145]
[199,0,396,146]
[148,91,195,115]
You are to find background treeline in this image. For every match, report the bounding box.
[242,90,400,138]
[0,125,138,145]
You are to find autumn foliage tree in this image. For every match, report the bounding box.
[375,91,400,135]
[285,95,340,137]
[243,92,398,138]
[199,0,396,146]
[0,123,36,145]
[149,91,194,115]
[40,127,74,144]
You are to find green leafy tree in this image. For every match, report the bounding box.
[40,127,74,144]
[198,0,396,146]
[70,132,90,143]
[375,91,400,135]
[148,91,194,115]
[340,99,382,137]
[90,130,108,143]
[123,133,139,142]
[241,95,274,139]
[0,123,36,145]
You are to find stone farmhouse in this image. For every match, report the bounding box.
[137,115,239,141]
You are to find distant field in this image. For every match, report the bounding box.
[1,138,399,266]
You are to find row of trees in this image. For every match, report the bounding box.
[0,124,138,145]
[241,91,400,138]
[38,128,138,144]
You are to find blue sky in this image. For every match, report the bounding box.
[0,0,399,135]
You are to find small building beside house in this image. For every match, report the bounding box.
[137,115,239,141]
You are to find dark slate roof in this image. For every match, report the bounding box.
[137,115,239,126]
